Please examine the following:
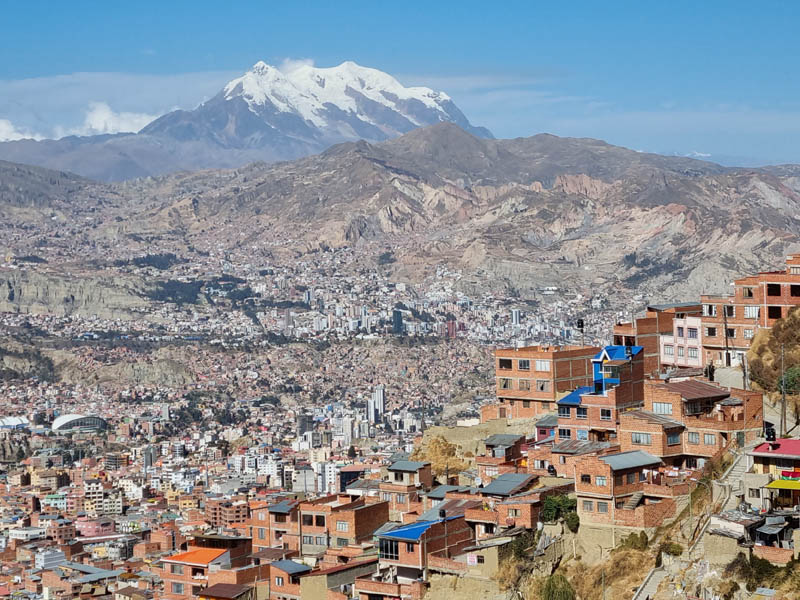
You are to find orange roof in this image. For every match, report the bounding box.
[164,548,226,565]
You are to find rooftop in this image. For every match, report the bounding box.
[387,460,428,473]
[599,450,662,471]
[664,380,730,401]
[750,439,800,458]
[163,548,226,566]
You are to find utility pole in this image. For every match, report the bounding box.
[781,344,787,437]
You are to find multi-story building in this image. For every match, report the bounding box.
[555,345,645,443]
[298,495,389,556]
[743,438,800,511]
[380,460,434,520]
[613,303,702,375]
[475,434,525,483]
[701,254,800,366]
[205,497,249,528]
[659,313,704,369]
[617,379,763,470]
[484,345,600,421]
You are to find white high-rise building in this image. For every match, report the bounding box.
[368,385,385,424]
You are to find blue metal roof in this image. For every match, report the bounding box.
[594,345,643,361]
[271,560,311,575]
[379,516,461,542]
[557,386,592,406]
[268,500,296,514]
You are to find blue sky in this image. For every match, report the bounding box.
[2,0,799,164]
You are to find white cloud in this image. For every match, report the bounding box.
[56,102,158,137]
[278,58,315,74]
[0,119,42,141]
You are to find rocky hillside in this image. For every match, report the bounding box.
[2,124,800,301]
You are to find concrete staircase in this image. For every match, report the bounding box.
[632,567,666,600]
[721,452,748,511]
[623,491,644,510]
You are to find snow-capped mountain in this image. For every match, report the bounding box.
[141,60,491,150]
[0,61,491,181]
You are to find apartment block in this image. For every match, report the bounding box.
[484,345,600,421]
[298,494,389,556]
[613,303,701,375]
[555,345,645,443]
[701,254,800,366]
[659,314,704,369]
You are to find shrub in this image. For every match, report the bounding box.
[564,511,580,532]
[541,574,575,600]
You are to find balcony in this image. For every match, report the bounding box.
[355,577,427,600]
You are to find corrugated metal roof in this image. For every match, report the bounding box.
[481,473,534,497]
[624,409,685,429]
[664,380,730,401]
[387,460,428,472]
[380,516,462,541]
[271,560,311,575]
[558,386,592,406]
[268,499,296,514]
[417,498,482,521]
[485,434,524,447]
[599,451,662,471]
[535,414,558,428]
[551,439,613,455]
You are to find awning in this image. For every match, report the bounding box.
[765,479,800,490]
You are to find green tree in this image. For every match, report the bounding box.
[541,574,575,600]
[347,445,357,460]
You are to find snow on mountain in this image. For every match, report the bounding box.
[225,60,452,130]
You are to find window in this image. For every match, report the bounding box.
[792,285,800,297]
[749,488,761,499]
[379,539,399,560]
[382,492,391,501]
[558,428,571,439]
[597,502,609,513]
[498,358,512,369]
[171,583,184,595]
[724,305,735,317]
[726,328,735,339]
[508,508,520,517]
[742,286,755,298]
[664,345,674,356]
[688,348,699,359]
[406,542,415,552]
[705,327,717,337]
[768,306,782,320]
[703,304,717,317]
[558,406,571,418]
[315,515,325,527]
[337,537,348,546]
[744,305,760,319]
[577,407,588,419]
[596,475,607,486]
[667,432,681,445]
[523,400,531,408]
[316,536,326,545]
[677,326,684,338]
[518,359,530,370]
[688,432,699,444]
[535,359,551,371]
[626,472,636,484]
[744,329,754,340]
[677,347,684,357]
[767,283,781,296]
[274,514,286,523]
[477,555,485,564]
[576,429,589,440]
[600,408,612,421]
[631,432,652,445]
[275,577,284,587]
[582,500,593,512]
[686,457,697,469]
[302,514,313,526]
[170,564,184,575]
[499,378,512,390]
[396,494,407,503]
[615,475,623,486]
[336,521,348,532]
[519,380,531,391]
[704,434,716,446]
[653,402,673,415]
[580,474,591,484]
[536,380,551,392]
[559,456,566,464]
[302,535,313,544]
[258,527,266,540]
[687,327,698,339]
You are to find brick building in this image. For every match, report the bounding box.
[574,450,687,530]
[613,303,701,375]
[475,434,525,482]
[701,254,800,367]
[484,345,600,421]
[659,313,704,369]
[555,345,645,443]
[298,495,389,556]
[380,461,433,520]
[617,379,763,470]
[205,497,249,529]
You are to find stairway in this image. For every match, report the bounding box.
[721,452,747,511]
[632,567,666,600]
[623,491,644,510]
